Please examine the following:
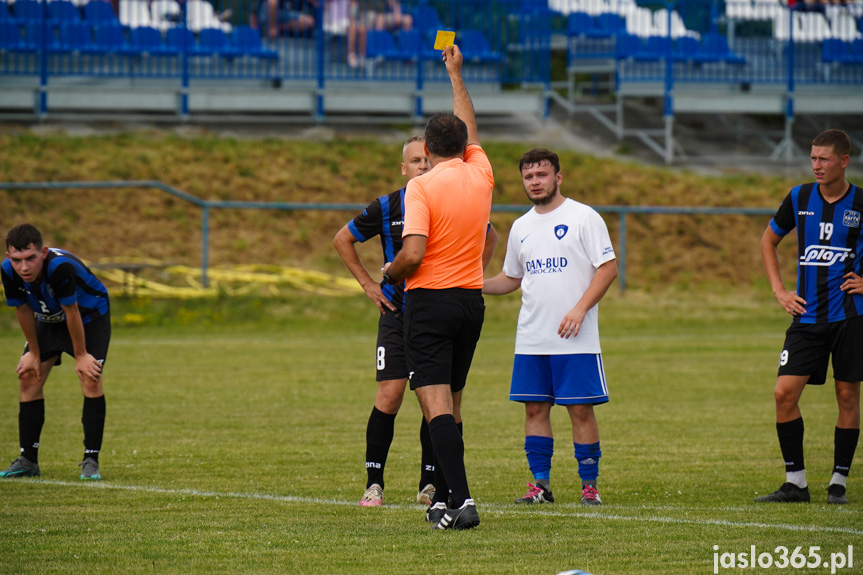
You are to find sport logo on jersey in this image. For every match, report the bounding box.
[554,225,568,240]
[843,210,861,228]
[799,245,854,266]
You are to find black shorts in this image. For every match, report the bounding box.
[404,288,484,392]
[777,315,863,385]
[24,312,111,367]
[375,310,407,382]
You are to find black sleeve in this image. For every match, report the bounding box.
[349,198,384,242]
[47,261,78,302]
[771,192,796,235]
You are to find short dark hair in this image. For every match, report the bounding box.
[424,113,468,158]
[519,148,561,174]
[5,224,43,252]
[812,129,851,157]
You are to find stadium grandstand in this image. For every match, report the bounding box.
[0,0,861,162]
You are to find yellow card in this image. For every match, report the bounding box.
[433,30,456,51]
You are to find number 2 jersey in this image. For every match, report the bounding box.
[2,248,109,324]
[769,182,863,324]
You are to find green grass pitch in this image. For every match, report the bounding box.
[0,291,859,574]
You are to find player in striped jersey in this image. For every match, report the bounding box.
[334,137,434,507]
[1,223,110,481]
[757,129,863,504]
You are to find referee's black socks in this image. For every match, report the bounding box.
[428,414,470,508]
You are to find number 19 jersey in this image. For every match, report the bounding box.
[769,182,863,324]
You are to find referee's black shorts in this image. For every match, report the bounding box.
[404,288,484,392]
[778,315,863,385]
[375,310,407,382]
[25,312,112,367]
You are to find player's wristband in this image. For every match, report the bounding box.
[382,271,396,285]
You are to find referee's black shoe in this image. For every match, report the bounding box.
[431,498,480,530]
[827,484,848,505]
[754,482,810,503]
[425,502,447,524]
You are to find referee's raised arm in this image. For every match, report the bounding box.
[443,44,479,147]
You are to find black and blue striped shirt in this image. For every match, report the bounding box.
[348,187,406,313]
[770,182,863,324]
[2,248,109,324]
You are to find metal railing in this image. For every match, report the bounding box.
[0,0,554,117]
[0,179,776,292]
[565,0,863,87]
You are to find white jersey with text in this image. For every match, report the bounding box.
[502,198,616,354]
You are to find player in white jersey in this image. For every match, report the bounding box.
[484,148,618,506]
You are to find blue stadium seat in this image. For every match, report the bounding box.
[567,12,597,37]
[393,29,438,61]
[22,20,64,51]
[92,23,139,54]
[698,32,745,65]
[846,39,863,64]
[615,32,641,60]
[822,38,848,63]
[637,35,669,61]
[459,29,502,63]
[57,21,98,53]
[130,25,178,56]
[84,0,119,26]
[596,13,625,36]
[197,27,241,58]
[165,26,204,55]
[409,4,441,34]
[13,0,43,22]
[232,25,278,59]
[521,0,551,13]
[48,0,81,28]
[0,1,12,20]
[0,20,32,51]
[673,35,700,62]
[365,29,399,60]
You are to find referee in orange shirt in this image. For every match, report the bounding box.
[383,43,494,530]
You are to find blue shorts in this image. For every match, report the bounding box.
[510,354,609,405]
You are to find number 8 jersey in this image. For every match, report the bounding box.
[769,182,863,324]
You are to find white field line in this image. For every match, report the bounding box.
[22,479,863,536]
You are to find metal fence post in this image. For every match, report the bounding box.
[618,211,627,293]
[663,0,675,165]
[201,204,210,288]
[315,2,325,120]
[37,0,48,119]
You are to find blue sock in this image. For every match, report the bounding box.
[525,435,554,482]
[574,442,601,484]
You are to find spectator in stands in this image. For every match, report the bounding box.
[347,0,413,69]
[254,0,317,39]
[323,0,350,35]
